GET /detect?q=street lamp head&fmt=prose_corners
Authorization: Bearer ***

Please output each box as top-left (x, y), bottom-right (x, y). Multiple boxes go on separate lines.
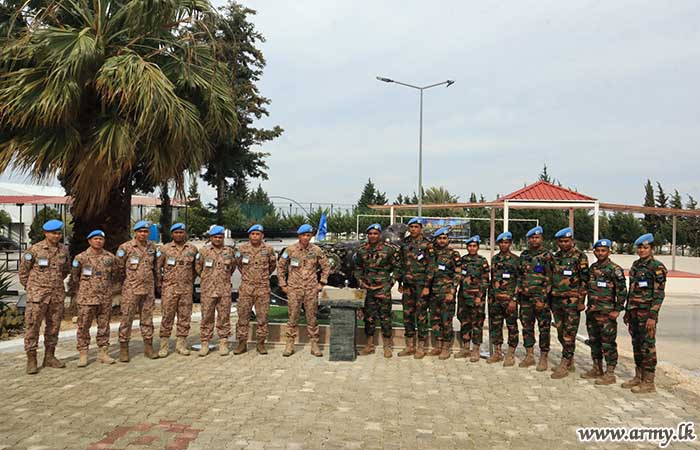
top-left (446, 80), bottom-right (455, 87)
top-left (376, 76), bottom-right (394, 83)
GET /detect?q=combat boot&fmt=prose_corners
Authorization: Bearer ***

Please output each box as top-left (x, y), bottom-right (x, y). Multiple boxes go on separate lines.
top-left (199, 340), bottom-right (210, 357)
top-left (454, 345), bottom-right (469, 359)
top-left (469, 344), bottom-right (481, 363)
top-left (536, 351), bottom-right (549, 372)
top-left (428, 341), bottom-right (442, 357)
top-left (397, 337), bottom-right (415, 357)
top-left (358, 337), bottom-right (375, 356)
top-left (42, 347), bottom-right (66, 368)
top-left (487, 345), bottom-right (503, 364)
top-left (158, 337), bottom-right (169, 358)
top-left (382, 336), bottom-right (393, 359)
top-left (26, 351), bottom-right (38, 375)
top-left (519, 347), bottom-right (535, 368)
top-left (550, 357), bottom-right (571, 379)
top-left (631, 371), bottom-right (655, 394)
top-left (503, 346), bottom-right (516, 367)
top-left (595, 365), bottom-right (616, 385)
top-left (77, 350), bottom-right (88, 368)
top-left (143, 339), bottom-right (157, 359)
top-left (621, 367), bottom-right (643, 388)
top-left (581, 359), bottom-right (603, 379)
top-left (282, 339), bottom-right (295, 357)
top-left (256, 338), bottom-right (268, 355)
top-left (569, 359), bottom-right (576, 372)
top-left (219, 339), bottom-right (230, 356)
top-left (310, 341), bottom-right (323, 357)
top-left (233, 339), bottom-right (247, 355)
top-left (119, 342), bottom-right (129, 362)
top-left (97, 346), bottom-right (116, 364)
top-left (176, 337), bottom-right (190, 356)
top-left (414, 338), bottom-right (426, 359)
top-left (438, 340), bottom-right (451, 360)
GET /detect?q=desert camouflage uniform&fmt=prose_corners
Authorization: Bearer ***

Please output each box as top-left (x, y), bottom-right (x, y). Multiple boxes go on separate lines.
top-left (195, 245), bottom-right (236, 342)
top-left (235, 242), bottom-right (276, 342)
top-left (116, 239), bottom-right (157, 343)
top-left (156, 241), bottom-right (198, 339)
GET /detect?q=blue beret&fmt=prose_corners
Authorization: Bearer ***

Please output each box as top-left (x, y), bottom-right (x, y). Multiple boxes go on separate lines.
top-left (593, 238), bottom-right (611, 248)
top-left (209, 225), bottom-right (225, 236)
top-left (247, 224), bottom-right (264, 234)
top-left (526, 226), bottom-right (543, 238)
top-left (133, 220), bottom-right (150, 231)
top-left (466, 235), bottom-right (481, 245)
top-left (42, 219), bottom-right (63, 232)
top-left (555, 227), bottom-right (573, 239)
top-left (496, 231), bottom-right (512, 243)
top-left (297, 224), bottom-right (313, 234)
top-left (87, 229), bottom-right (105, 239)
top-left (634, 233), bottom-right (654, 246)
top-left (433, 227), bottom-right (450, 238)
top-left (366, 223), bottom-right (382, 233)
top-left (407, 217), bottom-right (423, 226)
top-left (170, 222), bottom-right (186, 232)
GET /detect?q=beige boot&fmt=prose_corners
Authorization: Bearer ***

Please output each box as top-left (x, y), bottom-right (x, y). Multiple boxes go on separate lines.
top-left (158, 337), bottom-right (169, 358)
top-left (503, 346), bottom-right (516, 367)
top-left (428, 340), bottom-right (442, 357)
top-left (26, 351), bottom-right (38, 375)
top-left (550, 357), bottom-right (571, 379)
top-left (631, 371), bottom-right (655, 394)
top-left (176, 337), bottom-right (190, 356)
top-left (569, 359), bottom-right (576, 372)
top-left (595, 365), bottom-right (616, 385)
top-left (256, 339), bottom-right (268, 355)
top-left (282, 339), bottom-right (295, 357)
top-left (621, 367), bottom-right (643, 388)
top-left (119, 342), bottom-right (129, 362)
top-left (469, 344), bottom-right (481, 363)
top-left (219, 339), bottom-right (230, 356)
top-left (143, 339), bottom-right (157, 359)
top-left (397, 337), bottom-right (415, 357)
top-left (97, 346), bottom-right (116, 364)
top-left (233, 339), bottom-right (247, 355)
top-left (42, 347), bottom-right (66, 368)
top-left (199, 340), bottom-right (210, 357)
top-left (77, 350), bottom-right (88, 368)
top-left (581, 359), bottom-right (604, 379)
top-left (359, 337), bottom-right (375, 356)
top-left (536, 351), bottom-right (549, 372)
top-left (414, 337), bottom-right (426, 359)
top-left (382, 336), bottom-right (393, 359)
top-left (439, 340), bottom-right (451, 360)
top-left (519, 347), bottom-right (535, 368)
top-left (310, 341), bottom-right (323, 357)
top-left (454, 344), bottom-right (469, 359)
top-left (487, 345), bottom-right (503, 364)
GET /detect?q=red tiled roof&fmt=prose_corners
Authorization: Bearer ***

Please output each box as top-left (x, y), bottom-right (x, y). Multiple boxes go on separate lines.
top-left (500, 181), bottom-right (596, 202)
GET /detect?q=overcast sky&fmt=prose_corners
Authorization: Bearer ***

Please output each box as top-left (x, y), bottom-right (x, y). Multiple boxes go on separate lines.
top-left (3, 0), bottom-right (699, 209)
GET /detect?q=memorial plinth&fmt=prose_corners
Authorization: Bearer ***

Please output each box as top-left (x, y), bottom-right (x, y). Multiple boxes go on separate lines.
top-left (319, 287), bottom-right (366, 361)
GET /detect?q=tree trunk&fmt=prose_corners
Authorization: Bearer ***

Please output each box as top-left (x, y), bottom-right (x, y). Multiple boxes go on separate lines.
top-left (217, 176), bottom-right (226, 224)
top-left (159, 181), bottom-right (172, 243)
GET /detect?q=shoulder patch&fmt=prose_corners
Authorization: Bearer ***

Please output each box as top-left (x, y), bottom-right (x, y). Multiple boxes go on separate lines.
top-left (24, 253), bottom-right (32, 261)
top-left (614, 268), bottom-right (624, 278)
top-left (72, 259), bottom-right (79, 268)
top-left (117, 249), bottom-right (125, 257)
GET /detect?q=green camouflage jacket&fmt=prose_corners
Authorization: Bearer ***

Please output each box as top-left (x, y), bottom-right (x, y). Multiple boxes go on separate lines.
top-left (626, 256), bottom-right (667, 321)
top-left (399, 235), bottom-right (433, 287)
top-left (459, 253), bottom-right (489, 302)
top-left (491, 251), bottom-right (519, 299)
top-left (551, 247), bottom-right (590, 298)
top-left (429, 245), bottom-right (461, 296)
top-left (517, 247), bottom-right (554, 296)
top-left (586, 258), bottom-right (627, 313)
top-left (353, 242), bottom-right (400, 298)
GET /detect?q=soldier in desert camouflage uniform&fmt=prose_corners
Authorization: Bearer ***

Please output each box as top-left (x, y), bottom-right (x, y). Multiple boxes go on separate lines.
top-left (456, 235), bottom-right (489, 363)
top-left (488, 231), bottom-right (520, 366)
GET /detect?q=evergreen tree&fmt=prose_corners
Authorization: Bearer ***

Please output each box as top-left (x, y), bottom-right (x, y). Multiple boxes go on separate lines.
top-left (357, 178), bottom-right (387, 213)
top-left (642, 179), bottom-right (658, 234)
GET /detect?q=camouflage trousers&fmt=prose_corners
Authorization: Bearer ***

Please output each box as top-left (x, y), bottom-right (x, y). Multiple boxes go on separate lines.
top-left (457, 294), bottom-right (485, 345)
top-left (200, 296), bottom-right (232, 341)
top-left (627, 308), bottom-right (657, 373)
top-left (364, 290), bottom-right (393, 338)
top-left (489, 294), bottom-right (519, 348)
top-left (585, 310), bottom-right (618, 367)
top-left (401, 283), bottom-right (429, 338)
top-left (286, 287), bottom-right (320, 343)
top-left (550, 296), bottom-right (581, 359)
top-left (23, 297), bottom-right (64, 352)
top-left (440, 299), bottom-right (456, 342)
top-left (159, 289), bottom-right (193, 339)
top-left (236, 284), bottom-right (270, 341)
top-left (428, 293), bottom-right (445, 341)
top-left (77, 302), bottom-right (111, 351)
top-left (118, 292), bottom-right (155, 343)
top-left (519, 294), bottom-right (551, 351)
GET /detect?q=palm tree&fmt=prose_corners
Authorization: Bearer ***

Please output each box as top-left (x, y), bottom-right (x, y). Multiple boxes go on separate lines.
top-left (0, 0), bottom-right (237, 254)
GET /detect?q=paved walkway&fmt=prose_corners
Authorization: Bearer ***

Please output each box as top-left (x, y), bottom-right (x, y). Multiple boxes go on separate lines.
top-left (0, 320), bottom-right (699, 450)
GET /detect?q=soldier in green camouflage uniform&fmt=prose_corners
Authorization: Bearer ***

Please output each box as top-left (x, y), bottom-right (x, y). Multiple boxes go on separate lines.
top-left (517, 226), bottom-right (554, 371)
top-left (398, 217), bottom-right (433, 358)
top-left (488, 231), bottom-right (520, 366)
top-left (622, 233), bottom-right (667, 394)
top-left (354, 224), bottom-right (400, 358)
top-left (456, 235), bottom-right (489, 363)
top-left (428, 227), bottom-right (462, 359)
top-left (582, 238), bottom-right (627, 386)
top-left (550, 227), bottom-right (590, 379)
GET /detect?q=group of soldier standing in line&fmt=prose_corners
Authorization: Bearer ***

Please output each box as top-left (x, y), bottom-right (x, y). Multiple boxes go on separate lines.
top-left (19, 216), bottom-right (666, 394)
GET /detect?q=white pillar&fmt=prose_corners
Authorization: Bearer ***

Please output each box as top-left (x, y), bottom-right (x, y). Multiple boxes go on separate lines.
top-left (672, 216), bottom-right (677, 271)
top-left (503, 200), bottom-right (509, 233)
top-left (593, 201), bottom-right (600, 244)
top-left (489, 207), bottom-right (496, 260)
top-left (390, 206), bottom-right (395, 225)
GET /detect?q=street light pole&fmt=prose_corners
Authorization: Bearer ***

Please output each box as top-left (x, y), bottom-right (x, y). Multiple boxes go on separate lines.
top-left (376, 77), bottom-right (454, 217)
